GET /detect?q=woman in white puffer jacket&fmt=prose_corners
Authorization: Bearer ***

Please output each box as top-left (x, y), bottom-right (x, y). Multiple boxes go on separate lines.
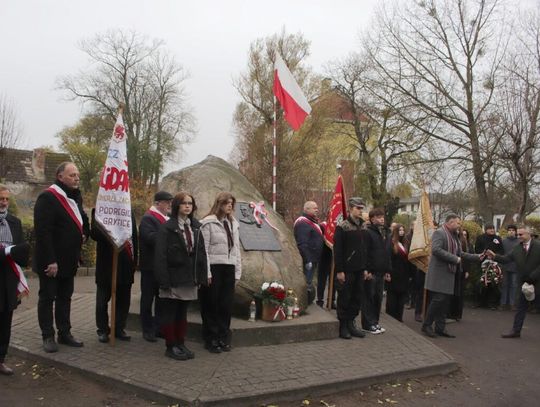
top-left (199, 192), bottom-right (242, 353)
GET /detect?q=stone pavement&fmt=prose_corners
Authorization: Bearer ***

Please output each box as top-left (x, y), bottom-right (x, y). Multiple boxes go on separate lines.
top-left (10, 278), bottom-right (457, 406)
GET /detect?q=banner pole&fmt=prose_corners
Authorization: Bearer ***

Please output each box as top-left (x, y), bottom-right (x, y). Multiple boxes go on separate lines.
top-left (326, 252), bottom-right (335, 310)
top-left (109, 247), bottom-right (119, 346)
top-left (272, 95), bottom-right (277, 211)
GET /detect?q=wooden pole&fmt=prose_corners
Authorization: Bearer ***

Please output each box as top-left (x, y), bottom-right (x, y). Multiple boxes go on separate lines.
top-left (109, 247), bottom-right (119, 346)
top-left (326, 253), bottom-right (335, 309)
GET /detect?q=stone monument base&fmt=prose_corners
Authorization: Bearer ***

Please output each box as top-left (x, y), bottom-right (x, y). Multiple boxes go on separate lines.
top-left (127, 297), bottom-right (339, 346)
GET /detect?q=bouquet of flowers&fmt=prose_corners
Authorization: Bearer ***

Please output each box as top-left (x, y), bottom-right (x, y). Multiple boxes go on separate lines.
top-left (260, 282), bottom-right (287, 306)
top-left (480, 260), bottom-right (503, 286)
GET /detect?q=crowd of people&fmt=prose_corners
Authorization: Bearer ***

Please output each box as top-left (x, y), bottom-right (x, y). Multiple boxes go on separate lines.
top-left (0, 161), bottom-right (243, 374)
top-left (1, 162), bottom-right (539, 376)
top-left (293, 198), bottom-right (540, 341)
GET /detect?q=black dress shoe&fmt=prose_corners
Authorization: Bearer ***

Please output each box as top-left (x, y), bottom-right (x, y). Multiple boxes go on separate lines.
top-left (115, 331), bottom-right (131, 341)
top-left (501, 331), bottom-right (521, 338)
top-left (165, 346), bottom-right (189, 361)
top-left (0, 363), bottom-right (14, 376)
top-left (178, 344), bottom-right (195, 359)
top-left (97, 333), bottom-right (109, 343)
top-left (43, 337), bottom-right (59, 353)
top-left (143, 332), bottom-right (157, 342)
top-left (339, 321), bottom-right (352, 339)
top-left (58, 334), bottom-right (84, 347)
top-left (347, 320), bottom-right (366, 338)
top-left (205, 340), bottom-right (222, 353)
top-left (435, 330), bottom-right (456, 338)
top-left (218, 340), bottom-right (231, 352)
top-left (421, 326), bottom-right (437, 338)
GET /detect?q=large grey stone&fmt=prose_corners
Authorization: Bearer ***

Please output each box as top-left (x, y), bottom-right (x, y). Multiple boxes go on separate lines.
top-left (160, 155), bottom-right (307, 313)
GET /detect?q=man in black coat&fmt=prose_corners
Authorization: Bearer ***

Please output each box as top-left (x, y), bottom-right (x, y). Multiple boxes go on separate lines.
top-left (91, 209), bottom-right (138, 343)
top-left (333, 197), bottom-right (367, 339)
top-left (293, 201), bottom-right (325, 304)
top-left (475, 224), bottom-right (504, 308)
top-left (33, 162), bottom-right (90, 353)
top-left (361, 207), bottom-right (392, 334)
top-left (0, 185), bottom-right (30, 375)
top-left (138, 191), bottom-right (173, 342)
top-left (487, 226), bottom-right (540, 338)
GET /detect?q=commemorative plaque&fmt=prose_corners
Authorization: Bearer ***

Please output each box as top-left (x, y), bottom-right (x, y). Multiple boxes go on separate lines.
top-left (235, 202), bottom-right (281, 251)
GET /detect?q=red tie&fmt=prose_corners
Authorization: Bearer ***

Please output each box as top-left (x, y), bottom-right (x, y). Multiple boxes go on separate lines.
top-left (184, 223), bottom-right (193, 253)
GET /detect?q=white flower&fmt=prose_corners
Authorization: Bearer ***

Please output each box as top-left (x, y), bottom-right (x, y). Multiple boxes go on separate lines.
top-left (270, 282), bottom-right (278, 288)
top-left (278, 284), bottom-right (285, 290)
top-left (262, 282), bottom-right (270, 290)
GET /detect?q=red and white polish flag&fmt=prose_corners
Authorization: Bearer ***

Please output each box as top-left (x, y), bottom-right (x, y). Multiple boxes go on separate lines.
top-left (273, 52), bottom-right (312, 131)
top-left (95, 110), bottom-right (132, 248)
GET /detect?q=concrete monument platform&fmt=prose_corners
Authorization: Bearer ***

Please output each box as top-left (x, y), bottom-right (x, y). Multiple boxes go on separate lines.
top-left (10, 289), bottom-right (457, 406)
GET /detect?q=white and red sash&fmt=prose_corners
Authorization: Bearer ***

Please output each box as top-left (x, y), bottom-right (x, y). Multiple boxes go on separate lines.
top-left (294, 216), bottom-right (323, 236)
top-left (4, 246), bottom-right (29, 298)
top-left (249, 201), bottom-right (279, 231)
top-left (147, 206), bottom-right (169, 224)
top-left (47, 184), bottom-right (83, 235)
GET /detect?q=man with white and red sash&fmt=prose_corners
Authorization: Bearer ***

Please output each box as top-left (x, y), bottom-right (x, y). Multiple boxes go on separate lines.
top-left (138, 191), bottom-right (173, 342)
top-left (33, 162), bottom-right (89, 353)
top-left (293, 201), bottom-right (324, 304)
top-left (0, 185), bottom-right (30, 375)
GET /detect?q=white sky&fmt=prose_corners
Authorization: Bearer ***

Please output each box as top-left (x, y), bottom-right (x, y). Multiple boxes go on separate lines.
top-left (0, 0), bottom-right (379, 172)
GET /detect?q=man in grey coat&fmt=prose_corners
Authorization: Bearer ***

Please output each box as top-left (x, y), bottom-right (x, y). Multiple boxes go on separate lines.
top-left (422, 214), bottom-right (484, 338)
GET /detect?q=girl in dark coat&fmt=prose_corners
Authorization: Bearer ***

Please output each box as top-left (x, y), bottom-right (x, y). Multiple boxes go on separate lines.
top-left (386, 224), bottom-right (412, 322)
top-left (154, 192), bottom-right (207, 360)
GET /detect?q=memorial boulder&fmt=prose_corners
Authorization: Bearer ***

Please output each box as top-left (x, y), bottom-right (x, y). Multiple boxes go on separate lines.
top-left (160, 155), bottom-right (307, 313)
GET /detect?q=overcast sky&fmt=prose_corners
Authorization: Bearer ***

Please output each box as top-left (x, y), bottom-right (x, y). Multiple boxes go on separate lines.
top-left (0, 0), bottom-right (379, 173)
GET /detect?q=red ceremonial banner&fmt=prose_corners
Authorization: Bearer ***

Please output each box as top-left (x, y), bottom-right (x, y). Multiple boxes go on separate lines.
top-left (324, 175), bottom-right (347, 248)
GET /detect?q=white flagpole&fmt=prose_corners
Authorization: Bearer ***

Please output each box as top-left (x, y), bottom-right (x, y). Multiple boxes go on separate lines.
top-left (272, 95), bottom-right (277, 211)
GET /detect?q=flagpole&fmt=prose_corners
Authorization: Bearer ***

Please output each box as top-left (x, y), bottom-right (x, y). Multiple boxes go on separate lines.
top-left (326, 166), bottom-right (344, 310)
top-left (272, 95), bottom-right (277, 211)
top-left (109, 247), bottom-right (119, 346)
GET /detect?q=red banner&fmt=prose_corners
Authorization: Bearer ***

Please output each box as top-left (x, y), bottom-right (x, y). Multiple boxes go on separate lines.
top-left (324, 175), bottom-right (347, 248)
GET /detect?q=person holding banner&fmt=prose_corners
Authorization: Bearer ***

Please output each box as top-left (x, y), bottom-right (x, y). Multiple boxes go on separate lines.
top-left (154, 192), bottom-right (207, 360)
top-left (333, 197), bottom-right (367, 339)
top-left (0, 185), bottom-right (30, 375)
top-left (91, 209), bottom-right (138, 343)
top-left (139, 191), bottom-right (173, 342)
top-left (34, 162), bottom-right (89, 353)
top-left (200, 192), bottom-right (242, 353)
top-left (294, 201), bottom-right (324, 304)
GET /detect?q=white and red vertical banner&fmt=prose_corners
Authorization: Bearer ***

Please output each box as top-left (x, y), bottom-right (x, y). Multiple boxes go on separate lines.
top-left (273, 52), bottom-right (312, 131)
top-left (95, 110), bottom-right (132, 248)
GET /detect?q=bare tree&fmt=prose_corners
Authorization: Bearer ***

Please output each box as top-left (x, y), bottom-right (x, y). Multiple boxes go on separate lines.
top-left (366, 0), bottom-right (507, 221)
top-left (0, 93), bottom-right (25, 178)
top-left (326, 52), bottom-right (436, 207)
top-left (57, 29), bottom-right (194, 186)
top-left (491, 6), bottom-right (540, 220)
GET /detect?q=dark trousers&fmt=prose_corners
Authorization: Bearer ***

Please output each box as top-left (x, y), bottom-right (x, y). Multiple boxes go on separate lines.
top-left (37, 274), bottom-right (74, 339)
top-left (414, 270), bottom-right (426, 317)
top-left (140, 269), bottom-right (162, 335)
top-left (0, 309), bottom-right (13, 363)
top-left (386, 290), bottom-right (408, 322)
top-left (512, 292), bottom-right (531, 334)
top-left (199, 264), bottom-right (235, 344)
top-left (96, 283), bottom-right (132, 335)
top-left (160, 298), bottom-right (189, 347)
top-left (423, 291), bottom-right (451, 333)
top-left (317, 248), bottom-right (334, 304)
top-left (336, 271), bottom-right (364, 321)
top-left (361, 273), bottom-right (385, 329)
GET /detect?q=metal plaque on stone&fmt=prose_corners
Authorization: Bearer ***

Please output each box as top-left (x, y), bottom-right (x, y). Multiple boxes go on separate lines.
top-left (235, 202), bottom-right (281, 251)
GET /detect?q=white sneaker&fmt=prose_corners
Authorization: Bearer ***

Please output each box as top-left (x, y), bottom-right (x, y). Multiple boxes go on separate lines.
top-left (376, 324), bottom-right (386, 333)
top-left (366, 325), bottom-right (382, 335)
